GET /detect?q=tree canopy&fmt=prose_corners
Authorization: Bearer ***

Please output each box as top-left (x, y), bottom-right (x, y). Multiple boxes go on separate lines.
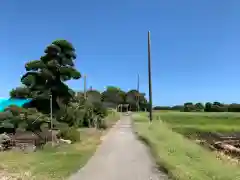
top-left (11, 40), bottom-right (81, 113)
top-left (101, 86), bottom-right (126, 108)
top-left (100, 86), bottom-right (148, 111)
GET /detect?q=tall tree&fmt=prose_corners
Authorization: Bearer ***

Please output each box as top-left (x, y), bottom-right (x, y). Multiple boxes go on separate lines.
top-left (14, 40), bottom-right (81, 113)
top-left (183, 102), bottom-right (195, 112)
top-left (86, 89), bottom-right (102, 103)
top-left (204, 102), bottom-right (212, 112)
top-left (101, 86), bottom-right (125, 108)
top-left (195, 102), bottom-right (204, 111)
top-left (126, 89), bottom-right (148, 111)
top-left (10, 87), bottom-right (31, 99)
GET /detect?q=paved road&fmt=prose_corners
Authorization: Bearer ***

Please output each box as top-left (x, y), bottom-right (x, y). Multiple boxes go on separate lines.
top-left (69, 115), bottom-right (168, 180)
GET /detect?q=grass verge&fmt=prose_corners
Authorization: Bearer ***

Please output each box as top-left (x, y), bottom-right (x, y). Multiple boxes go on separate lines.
top-left (105, 108), bottom-right (120, 127)
top-left (132, 114), bottom-right (240, 180)
top-left (0, 111), bottom-right (120, 180)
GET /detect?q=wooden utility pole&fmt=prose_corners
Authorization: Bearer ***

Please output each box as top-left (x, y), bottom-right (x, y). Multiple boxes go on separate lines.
top-left (136, 74), bottom-right (140, 112)
top-left (148, 31), bottom-right (153, 122)
top-left (84, 75), bottom-right (87, 99)
top-left (50, 94), bottom-right (53, 146)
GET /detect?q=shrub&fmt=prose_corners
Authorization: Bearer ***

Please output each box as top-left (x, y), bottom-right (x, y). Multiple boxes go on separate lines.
top-left (4, 105), bottom-right (25, 116)
top-left (98, 120), bottom-right (107, 129)
top-left (55, 104), bottom-right (77, 127)
top-left (228, 103), bottom-right (240, 112)
top-left (53, 122), bottom-right (69, 130)
top-left (57, 127), bottom-right (80, 143)
top-left (93, 115), bottom-right (107, 129)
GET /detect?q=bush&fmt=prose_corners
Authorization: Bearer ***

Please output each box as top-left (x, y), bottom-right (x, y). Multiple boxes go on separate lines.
top-left (228, 103), bottom-right (240, 112)
top-left (53, 122), bottom-right (69, 130)
top-left (4, 105), bottom-right (25, 116)
top-left (56, 104), bottom-right (77, 127)
top-left (98, 119), bottom-right (107, 129)
top-left (153, 106), bottom-right (172, 110)
top-left (104, 109), bottom-right (120, 128)
top-left (57, 127), bottom-right (80, 143)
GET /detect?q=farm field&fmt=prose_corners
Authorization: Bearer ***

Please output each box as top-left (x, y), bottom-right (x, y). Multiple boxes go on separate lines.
top-left (133, 112), bottom-right (240, 180)
top-left (158, 111), bottom-right (240, 158)
top-left (158, 111), bottom-right (240, 133)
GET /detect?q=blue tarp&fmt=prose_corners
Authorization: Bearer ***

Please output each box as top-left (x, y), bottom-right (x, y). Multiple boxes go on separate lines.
top-left (0, 99), bottom-right (32, 112)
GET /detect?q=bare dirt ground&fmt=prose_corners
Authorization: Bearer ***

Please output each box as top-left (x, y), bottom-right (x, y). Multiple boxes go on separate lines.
top-left (193, 132), bottom-right (240, 159)
top-left (69, 115), bottom-right (168, 180)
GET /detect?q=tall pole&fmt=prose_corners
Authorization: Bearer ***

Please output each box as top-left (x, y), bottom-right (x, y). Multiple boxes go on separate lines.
top-left (84, 75), bottom-right (87, 100)
top-left (50, 94), bottom-right (53, 146)
top-left (148, 31), bottom-right (153, 122)
top-left (137, 74), bottom-right (140, 112)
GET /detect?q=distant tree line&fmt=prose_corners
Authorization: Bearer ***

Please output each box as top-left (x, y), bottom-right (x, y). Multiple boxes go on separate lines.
top-left (153, 102), bottom-right (240, 112)
top-left (75, 86), bottom-right (149, 112)
top-left (11, 85), bottom-right (149, 112)
top-left (153, 105), bottom-right (184, 111)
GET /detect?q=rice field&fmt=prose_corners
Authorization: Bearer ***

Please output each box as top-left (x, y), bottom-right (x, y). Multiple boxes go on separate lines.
top-left (157, 111), bottom-right (240, 134)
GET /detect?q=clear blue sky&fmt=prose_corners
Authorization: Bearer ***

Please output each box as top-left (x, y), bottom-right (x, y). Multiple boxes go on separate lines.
top-left (1, 0), bottom-right (240, 106)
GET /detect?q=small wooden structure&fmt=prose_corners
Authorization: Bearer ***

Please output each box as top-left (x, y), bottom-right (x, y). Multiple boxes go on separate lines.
top-left (9, 131), bottom-right (42, 147)
top-left (117, 104), bottom-right (129, 112)
top-left (8, 130), bottom-right (58, 148)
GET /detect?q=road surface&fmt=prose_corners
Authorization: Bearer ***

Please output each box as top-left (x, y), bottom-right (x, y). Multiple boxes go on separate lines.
top-left (69, 115), bottom-right (168, 180)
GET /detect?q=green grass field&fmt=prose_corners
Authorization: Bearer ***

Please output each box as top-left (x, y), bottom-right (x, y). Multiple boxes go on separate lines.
top-left (133, 112), bottom-right (240, 180)
top-left (156, 111), bottom-right (240, 134)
